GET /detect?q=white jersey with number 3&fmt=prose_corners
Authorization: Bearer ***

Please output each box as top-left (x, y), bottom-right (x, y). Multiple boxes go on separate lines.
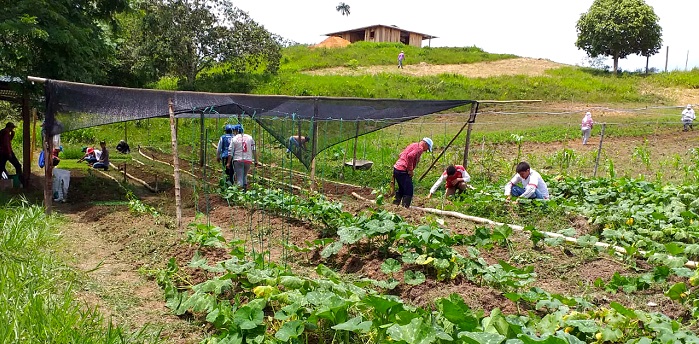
top-left (229, 134), bottom-right (255, 163)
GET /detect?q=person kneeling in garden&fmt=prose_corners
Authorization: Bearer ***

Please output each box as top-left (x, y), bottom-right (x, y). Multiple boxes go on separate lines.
top-left (504, 161), bottom-right (549, 202)
top-left (427, 164), bottom-right (472, 199)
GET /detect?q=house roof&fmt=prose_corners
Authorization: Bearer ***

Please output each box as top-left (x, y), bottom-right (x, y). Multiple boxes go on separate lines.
top-left (324, 24), bottom-right (438, 40)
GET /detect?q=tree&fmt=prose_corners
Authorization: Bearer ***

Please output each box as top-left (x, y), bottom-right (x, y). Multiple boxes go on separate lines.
top-left (128, 0), bottom-right (281, 90)
top-left (575, 0), bottom-right (662, 75)
top-left (0, 0), bottom-right (129, 83)
top-left (336, 2), bottom-right (351, 16)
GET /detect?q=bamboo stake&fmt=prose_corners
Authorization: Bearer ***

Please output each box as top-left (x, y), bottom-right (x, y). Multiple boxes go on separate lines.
top-left (169, 100), bottom-right (182, 228)
top-left (350, 192), bottom-right (698, 269)
top-left (593, 123), bottom-right (606, 177)
top-left (109, 162), bottom-right (156, 192)
top-left (138, 146), bottom-right (196, 178)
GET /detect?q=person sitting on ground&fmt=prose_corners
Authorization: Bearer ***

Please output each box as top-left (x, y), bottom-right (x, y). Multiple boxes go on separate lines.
top-left (287, 135), bottom-right (309, 153)
top-left (116, 140), bottom-right (130, 154)
top-left (78, 147), bottom-right (101, 165)
top-left (392, 137), bottom-right (433, 208)
top-left (504, 161), bottom-right (549, 202)
top-left (427, 164), bottom-right (472, 199)
top-left (682, 104), bottom-right (695, 132)
top-left (92, 141), bottom-right (109, 170)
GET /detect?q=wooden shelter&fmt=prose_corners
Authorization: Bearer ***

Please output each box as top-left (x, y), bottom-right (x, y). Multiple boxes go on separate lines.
top-left (324, 24), bottom-right (437, 48)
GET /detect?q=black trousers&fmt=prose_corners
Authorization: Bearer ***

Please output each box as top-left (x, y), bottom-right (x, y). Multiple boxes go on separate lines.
top-left (393, 168), bottom-right (414, 207)
top-left (0, 152), bottom-right (22, 179)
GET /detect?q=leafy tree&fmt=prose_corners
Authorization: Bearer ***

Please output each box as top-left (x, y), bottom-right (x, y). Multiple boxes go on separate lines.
top-left (575, 0), bottom-right (662, 75)
top-left (336, 2), bottom-right (351, 16)
top-left (0, 0), bottom-right (129, 83)
top-left (128, 0), bottom-right (281, 90)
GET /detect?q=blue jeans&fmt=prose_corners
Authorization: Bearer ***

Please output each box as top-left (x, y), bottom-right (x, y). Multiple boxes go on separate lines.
top-left (511, 185), bottom-right (544, 199)
top-left (93, 162), bottom-right (108, 170)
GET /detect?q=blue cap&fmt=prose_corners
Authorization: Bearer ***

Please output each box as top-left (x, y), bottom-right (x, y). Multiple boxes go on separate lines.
top-left (224, 124), bottom-right (234, 133)
top-left (422, 137), bottom-right (433, 152)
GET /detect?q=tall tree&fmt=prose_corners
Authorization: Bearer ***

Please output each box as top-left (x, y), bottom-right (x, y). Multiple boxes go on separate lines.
top-left (575, 0), bottom-right (662, 75)
top-left (129, 0), bottom-right (281, 90)
top-left (336, 2), bottom-right (351, 16)
top-left (0, 0), bottom-right (129, 83)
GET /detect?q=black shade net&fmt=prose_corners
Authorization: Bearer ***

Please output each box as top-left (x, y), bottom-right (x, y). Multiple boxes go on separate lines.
top-left (45, 79), bottom-right (474, 168)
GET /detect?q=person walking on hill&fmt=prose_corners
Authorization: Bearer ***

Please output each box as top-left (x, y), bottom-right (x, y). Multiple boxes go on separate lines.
top-left (682, 104), bottom-right (695, 131)
top-left (227, 125), bottom-right (258, 191)
top-left (398, 50), bottom-right (405, 69)
top-left (217, 124), bottom-right (235, 185)
top-left (428, 164), bottom-right (472, 199)
top-left (581, 111), bottom-right (594, 145)
top-left (0, 122), bottom-right (22, 184)
top-left (392, 137), bottom-right (433, 208)
top-left (504, 161), bottom-right (549, 202)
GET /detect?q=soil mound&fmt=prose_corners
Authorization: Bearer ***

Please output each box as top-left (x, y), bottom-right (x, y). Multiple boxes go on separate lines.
top-left (312, 36), bottom-right (351, 49)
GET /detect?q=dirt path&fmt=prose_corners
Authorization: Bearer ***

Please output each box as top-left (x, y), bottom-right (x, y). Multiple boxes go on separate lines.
top-left (304, 57), bottom-right (567, 78)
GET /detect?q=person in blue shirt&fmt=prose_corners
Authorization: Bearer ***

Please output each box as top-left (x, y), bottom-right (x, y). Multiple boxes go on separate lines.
top-left (217, 124), bottom-right (235, 184)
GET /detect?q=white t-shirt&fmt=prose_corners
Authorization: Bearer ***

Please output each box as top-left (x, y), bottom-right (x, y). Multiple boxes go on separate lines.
top-left (229, 134), bottom-right (256, 163)
top-left (504, 169), bottom-right (549, 199)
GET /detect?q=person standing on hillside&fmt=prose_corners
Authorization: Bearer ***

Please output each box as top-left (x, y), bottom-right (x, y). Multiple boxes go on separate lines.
top-left (392, 137), bottom-right (433, 208)
top-left (682, 104), bottom-right (695, 131)
top-left (427, 164), bottom-right (472, 199)
top-left (504, 161), bottom-right (549, 202)
top-left (0, 122), bottom-right (22, 183)
top-left (581, 111), bottom-right (594, 145)
top-left (398, 50), bottom-right (405, 69)
top-left (227, 124), bottom-right (258, 191)
top-left (217, 124), bottom-right (235, 185)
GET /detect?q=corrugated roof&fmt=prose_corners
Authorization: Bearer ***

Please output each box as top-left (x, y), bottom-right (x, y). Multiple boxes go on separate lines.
top-left (324, 24), bottom-right (438, 40)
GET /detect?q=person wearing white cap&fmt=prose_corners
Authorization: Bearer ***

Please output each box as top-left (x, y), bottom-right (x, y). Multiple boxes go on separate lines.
top-left (581, 111), bottom-right (594, 145)
top-left (682, 104), bottom-right (695, 132)
top-left (392, 137), bottom-right (432, 208)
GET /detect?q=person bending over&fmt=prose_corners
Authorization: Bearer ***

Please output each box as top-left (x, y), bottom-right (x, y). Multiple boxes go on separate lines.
top-left (392, 137), bottom-right (432, 208)
top-left (428, 164), bottom-right (471, 198)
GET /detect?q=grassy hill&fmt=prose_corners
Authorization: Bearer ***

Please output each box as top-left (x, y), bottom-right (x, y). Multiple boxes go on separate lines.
top-left (186, 42), bottom-right (699, 105)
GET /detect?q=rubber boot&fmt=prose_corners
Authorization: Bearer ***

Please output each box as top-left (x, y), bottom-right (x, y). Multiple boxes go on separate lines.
top-left (401, 195), bottom-right (413, 208)
top-left (392, 194), bottom-right (402, 205)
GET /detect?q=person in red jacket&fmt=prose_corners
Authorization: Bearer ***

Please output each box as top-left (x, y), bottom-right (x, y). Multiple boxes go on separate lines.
top-left (0, 122), bottom-right (22, 183)
top-left (392, 137), bottom-right (432, 208)
top-left (427, 164), bottom-right (471, 198)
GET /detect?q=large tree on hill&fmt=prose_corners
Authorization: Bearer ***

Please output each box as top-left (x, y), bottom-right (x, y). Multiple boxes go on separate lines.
top-left (575, 0), bottom-right (662, 75)
top-left (0, 0), bottom-right (129, 83)
top-left (130, 0), bottom-right (281, 90)
top-left (336, 2), bottom-right (351, 16)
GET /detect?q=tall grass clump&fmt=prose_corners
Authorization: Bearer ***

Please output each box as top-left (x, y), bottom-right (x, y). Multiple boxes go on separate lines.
top-left (0, 200), bottom-right (158, 343)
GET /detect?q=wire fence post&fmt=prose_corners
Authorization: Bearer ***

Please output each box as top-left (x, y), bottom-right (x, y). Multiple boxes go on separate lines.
top-left (593, 123), bottom-right (606, 177)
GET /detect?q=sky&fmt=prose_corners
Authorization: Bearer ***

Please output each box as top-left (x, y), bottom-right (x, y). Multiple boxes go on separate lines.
top-left (232, 0), bottom-right (698, 72)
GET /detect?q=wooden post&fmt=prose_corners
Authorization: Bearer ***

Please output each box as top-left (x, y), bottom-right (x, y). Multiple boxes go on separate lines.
top-left (462, 102), bottom-right (479, 168)
top-left (199, 111), bottom-right (205, 167)
top-left (169, 99), bottom-right (182, 228)
top-left (665, 46), bottom-right (669, 73)
top-left (124, 121), bottom-right (128, 143)
top-left (645, 55), bottom-right (649, 75)
top-left (32, 109), bottom-right (37, 151)
top-left (44, 129), bottom-right (53, 215)
top-left (593, 123), bottom-right (606, 177)
top-left (309, 100), bottom-right (319, 191)
top-left (21, 90), bottom-right (31, 187)
top-left (352, 121), bottom-right (359, 169)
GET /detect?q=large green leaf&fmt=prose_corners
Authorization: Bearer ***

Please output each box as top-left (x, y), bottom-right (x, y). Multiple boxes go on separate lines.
top-left (381, 258), bottom-right (402, 274)
top-left (404, 270), bottom-right (426, 285)
top-left (387, 317), bottom-right (439, 344)
top-left (331, 315), bottom-right (372, 333)
top-left (274, 320), bottom-right (304, 342)
top-left (233, 305), bottom-right (264, 330)
top-left (457, 331), bottom-right (505, 344)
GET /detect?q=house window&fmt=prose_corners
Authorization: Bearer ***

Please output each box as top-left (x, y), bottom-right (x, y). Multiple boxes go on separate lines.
top-left (369, 31), bottom-right (375, 39)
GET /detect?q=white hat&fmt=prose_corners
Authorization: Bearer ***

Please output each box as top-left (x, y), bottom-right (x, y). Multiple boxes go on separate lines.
top-left (585, 112), bottom-right (591, 116)
top-left (422, 137), bottom-right (433, 152)
top-left (688, 104), bottom-right (693, 109)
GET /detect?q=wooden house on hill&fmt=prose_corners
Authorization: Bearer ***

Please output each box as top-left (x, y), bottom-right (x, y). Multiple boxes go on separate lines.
top-left (324, 24), bottom-right (436, 48)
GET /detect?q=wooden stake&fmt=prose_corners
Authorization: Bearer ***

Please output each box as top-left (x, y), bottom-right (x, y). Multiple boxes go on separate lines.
top-left (309, 100), bottom-right (319, 191)
top-left (169, 99), bottom-right (182, 228)
top-left (593, 123), bottom-right (606, 177)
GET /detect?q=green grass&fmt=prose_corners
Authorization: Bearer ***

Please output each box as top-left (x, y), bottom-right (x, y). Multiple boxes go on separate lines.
top-left (279, 41), bottom-right (518, 72)
top-left (0, 200), bottom-right (159, 343)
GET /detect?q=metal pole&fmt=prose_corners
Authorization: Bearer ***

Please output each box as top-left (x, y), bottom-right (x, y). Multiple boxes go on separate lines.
top-left (665, 46), bottom-right (669, 73)
top-left (199, 112), bottom-right (205, 167)
top-left (309, 99), bottom-right (319, 190)
top-left (352, 121), bottom-right (359, 169)
top-left (593, 123), bottom-right (606, 177)
top-left (686, 50), bottom-right (689, 71)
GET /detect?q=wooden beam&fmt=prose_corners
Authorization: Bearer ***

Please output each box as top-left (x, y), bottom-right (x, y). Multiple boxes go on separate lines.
top-left (169, 99), bottom-right (182, 228)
